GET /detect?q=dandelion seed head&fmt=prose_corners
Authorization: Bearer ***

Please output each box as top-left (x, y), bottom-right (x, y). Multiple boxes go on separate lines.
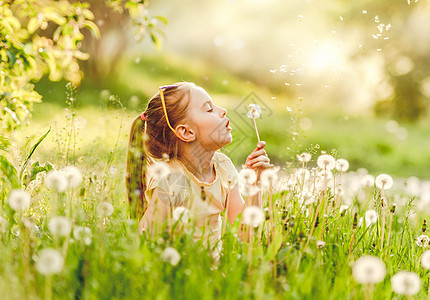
top-left (239, 182), bottom-right (260, 196)
top-left (73, 226), bottom-right (92, 245)
top-left (8, 189), bottom-right (31, 211)
top-left (335, 159), bottom-right (349, 172)
top-left (97, 202), bottom-right (114, 218)
top-left (361, 174), bottom-right (375, 187)
top-left (316, 240), bottom-right (326, 249)
top-left (35, 248), bottom-right (64, 275)
top-left (46, 170), bottom-right (68, 192)
top-left (62, 166), bottom-right (82, 189)
top-left (297, 152), bottom-right (312, 163)
top-left (161, 247), bottom-right (181, 266)
top-left (48, 217), bottom-right (72, 237)
top-left (317, 154), bottom-right (335, 170)
top-left (260, 167), bottom-right (280, 189)
top-left (365, 209), bottom-right (378, 227)
top-left (147, 161), bottom-right (171, 182)
top-left (172, 207), bottom-right (191, 223)
top-left (242, 206), bottom-right (265, 227)
top-left (391, 271), bottom-right (421, 296)
top-left (238, 168), bottom-right (257, 185)
top-left (247, 104), bottom-right (262, 119)
top-left (352, 255), bottom-right (386, 284)
top-left (421, 250), bottom-right (430, 270)
top-left (416, 235), bottom-right (429, 247)
top-left (375, 174), bottom-right (393, 190)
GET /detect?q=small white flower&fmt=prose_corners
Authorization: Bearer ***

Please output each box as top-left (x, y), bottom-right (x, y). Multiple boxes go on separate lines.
top-left (97, 202), bottom-right (114, 218)
top-left (352, 255), bottom-right (386, 284)
top-left (161, 247), bottom-right (181, 266)
top-left (317, 154), bottom-right (336, 170)
top-left (361, 174), bottom-right (375, 187)
top-left (242, 206), bottom-right (265, 228)
top-left (62, 166), bottom-right (82, 189)
top-left (247, 104), bottom-right (262, 119)
top-left (335, 159), bottom-right (349, 172)
top-left (172, 207), bottom-right (190, 223)
top-left (35, 248), bottom-right (64, 275)
top-left (421, 250), bottom-right (430, 269)
top-left (416, 235), bottom-right (430, 247)
top-left (46, 170), bottom-right (68, 192)
top-left (8, 189), bottom-right (31, 211)
top-left (260, 167), bottom-right (280, 189)
top-left (48, 217), bottom-right (72, 237)
top-left (391, 271), bottom-right (421, 296)
top-left (238, 168), bottom-right (257, 185)
top-left (339, 205), bottom-right (349, 214)
top-left (295, 168), bottom-right (310, 182)
top-left (365, 210), bottom-right (378, 227)
top-left (375, 174), bottom-right (393, 190)
top-left (297, 152), bottom-right (312, 163)
top-left (73, 226), bottom-right (92, 245)
top-left (358, 217), bottom-right (363, 227)
top-left (0, 216), bottom-right (8, 233)
top-left (316, 240), bottom-right (326, 249)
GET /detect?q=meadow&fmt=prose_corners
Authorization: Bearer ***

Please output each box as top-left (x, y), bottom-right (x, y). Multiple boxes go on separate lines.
top-left (2, 76), bottom-right (430, 299)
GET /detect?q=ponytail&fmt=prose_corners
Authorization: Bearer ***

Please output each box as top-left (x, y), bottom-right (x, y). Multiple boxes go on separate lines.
top-left (126, 115), bottom-right (148, 219)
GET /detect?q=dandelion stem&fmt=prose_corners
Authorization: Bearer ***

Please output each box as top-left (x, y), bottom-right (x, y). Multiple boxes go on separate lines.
top-left (347, 228), bottom-right (356, 261)
top-left (252, 117), bottom-right (260, 143)
top-left (380, 191), bottom-right (386, 252)
top-left (385, 212), bottom-right (394, 256)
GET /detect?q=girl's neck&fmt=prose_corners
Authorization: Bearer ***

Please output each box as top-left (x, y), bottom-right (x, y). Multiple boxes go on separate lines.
top-left (178, 144), bottom-right (216, 183)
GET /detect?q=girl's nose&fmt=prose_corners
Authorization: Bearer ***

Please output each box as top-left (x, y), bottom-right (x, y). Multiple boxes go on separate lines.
top-left (220, 107), bottom-right (227, 117)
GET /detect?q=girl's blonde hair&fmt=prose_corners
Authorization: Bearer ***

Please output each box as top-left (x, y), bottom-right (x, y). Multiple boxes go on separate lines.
top-left (126, 82), bottom-right (196, 218)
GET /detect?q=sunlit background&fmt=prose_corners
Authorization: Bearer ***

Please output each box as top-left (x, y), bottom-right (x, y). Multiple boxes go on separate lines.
top-left (31, 0), bottom-right (430, 178)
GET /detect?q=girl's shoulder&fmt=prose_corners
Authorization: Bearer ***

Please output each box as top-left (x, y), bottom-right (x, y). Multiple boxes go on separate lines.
top-left (214, 151), bottom-right (239, 190)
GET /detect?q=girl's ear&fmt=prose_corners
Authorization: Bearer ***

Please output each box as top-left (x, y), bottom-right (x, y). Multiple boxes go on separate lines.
top-left (175, 124), bottom-right (196, 142)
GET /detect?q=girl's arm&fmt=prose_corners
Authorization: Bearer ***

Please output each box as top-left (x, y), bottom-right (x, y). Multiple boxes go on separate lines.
top-left (138, 188), bottom-right (170, 235)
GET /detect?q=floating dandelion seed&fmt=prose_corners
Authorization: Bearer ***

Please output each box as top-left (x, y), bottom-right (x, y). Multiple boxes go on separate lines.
top-left (352, 255), bottom-right (386, 284)
top-left (239, 168), bottom-right (257, 185)
top-left (48, 217), bottom-right (72, 237)
top-left (375, 174), bottom-right (393, 190)
top-left (335, 159), bottom-right (349, 172)
top-left (317, 154), bottom-right (336, 170)
top-left (421, 250), bottom-right (430, 269)
top-left (35, 248), bottom-right (64, 275)
top-left (286, 106), bottom-right (293, 112)
top-left (316, 240), bottom-right (326, 249)
top-left (73, 226), bottom-right (92, 245)
top-left (172, 207), bottom-right (190, 223)
top-left (416, 234), bottom-right (430, 247)
top-left (391, 271), bottom-right (421, 296)
top-left (247, 104), bottom-right (262, 142)
top-left (242, 206), bottom-right (265, 228)
top-left (161, 247), bottom-right (181, 266)
top-left (365, 210), bottom-right (378, 227)
top-left (97, 202), bottom-right (114, 218)
top-left (297, 152), bottom-right (312, 163)
top-left (46, 170), bottom-right (68, 192)
top-left (8, 189), bottom-right (31, 211)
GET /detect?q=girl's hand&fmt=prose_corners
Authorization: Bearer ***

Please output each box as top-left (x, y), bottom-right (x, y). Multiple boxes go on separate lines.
top-left (245, 141), bottom-right (272, 181)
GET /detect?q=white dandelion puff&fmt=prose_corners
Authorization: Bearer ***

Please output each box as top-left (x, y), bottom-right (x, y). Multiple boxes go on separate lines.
top-left (238, 168), bottom-right (257, 185)
top-left (375, 174), bottom-right (393, 190)
top-left (48, 217), bottom-right (72, 237)
top-left (35, 248), bottom-right (65, 275)
top-left (260, 167), bottom-right (280, 189)
top-left (147, 161), bottom-right (171, 182)
top-left (361, 175), bottom-right (375, 187)
top-left (161, 247), bottom-right (181, 266)
top-left (172, 207), bottom-right (190, 223)
top-left (352, 255), bottom-right (386, 284)
top-left (97, 202), bottom-right (114, 218)
top-left (316, 240), bottom-right (326, 249)
top-left (62, 166), bottom-right (82, 189)
top-left (8, 189), bottom-right (31, 211)
top-left (420, 250), bottom-right (430, 270)
top-left (335, 159), bottom-right (349, 172)
top-left (365, 210), bottom-right (378, 227)
top-left (317, 154), bottom-right (336, 170)
top-left (239, 183), bottom-right (260, 197)
top-left (73, 226), bottom-right (92, 245)
top-left (297, 152), bottom-right (312, 163)
top-left (391, 271), bottom-right (421, 296)
top-left (242, 206), bottom-right (265, 228)
top-left (416, 235), bottom-right (430, 247)
top-left (46, 170), bottom-right (68, 192)
top-left (247, 104), bottom-right (262, 119)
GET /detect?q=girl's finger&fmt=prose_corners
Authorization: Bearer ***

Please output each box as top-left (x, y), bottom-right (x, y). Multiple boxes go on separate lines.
top-left (249, 161), bottom-right (270, 168)
top-left (247, 155), bottom-right (269, 165)
top-left (248, 149), bottom-right (267, 159)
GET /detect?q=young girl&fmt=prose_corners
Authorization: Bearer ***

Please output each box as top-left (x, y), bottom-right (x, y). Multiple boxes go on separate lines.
top-left (126, 82), bottom-right (272, 260)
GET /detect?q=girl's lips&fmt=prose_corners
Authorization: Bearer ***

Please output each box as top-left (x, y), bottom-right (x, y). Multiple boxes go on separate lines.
top-left (227, 125), bottom-right (232, 131)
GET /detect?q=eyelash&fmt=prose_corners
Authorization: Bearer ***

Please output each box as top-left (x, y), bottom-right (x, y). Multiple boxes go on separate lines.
top-left (207, 108), bottom-right (214, 112)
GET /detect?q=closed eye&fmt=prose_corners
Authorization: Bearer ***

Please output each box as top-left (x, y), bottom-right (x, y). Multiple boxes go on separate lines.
top-left (207, 108), bottom-right (214, 112)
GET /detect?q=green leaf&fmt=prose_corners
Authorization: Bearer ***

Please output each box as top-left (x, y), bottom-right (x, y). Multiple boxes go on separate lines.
top-left (155, 16), bottom-right (168, 25)
top-left (19, 127), bottom-right (51, 182)
top-left (264, 229), bottom-right (283, 261)
top-left (150, 32), bottom-right (162, 51)
top-left (0, 155), bottom-right (20, 189)
top-left (23, 161), bottom-right (53, 185)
